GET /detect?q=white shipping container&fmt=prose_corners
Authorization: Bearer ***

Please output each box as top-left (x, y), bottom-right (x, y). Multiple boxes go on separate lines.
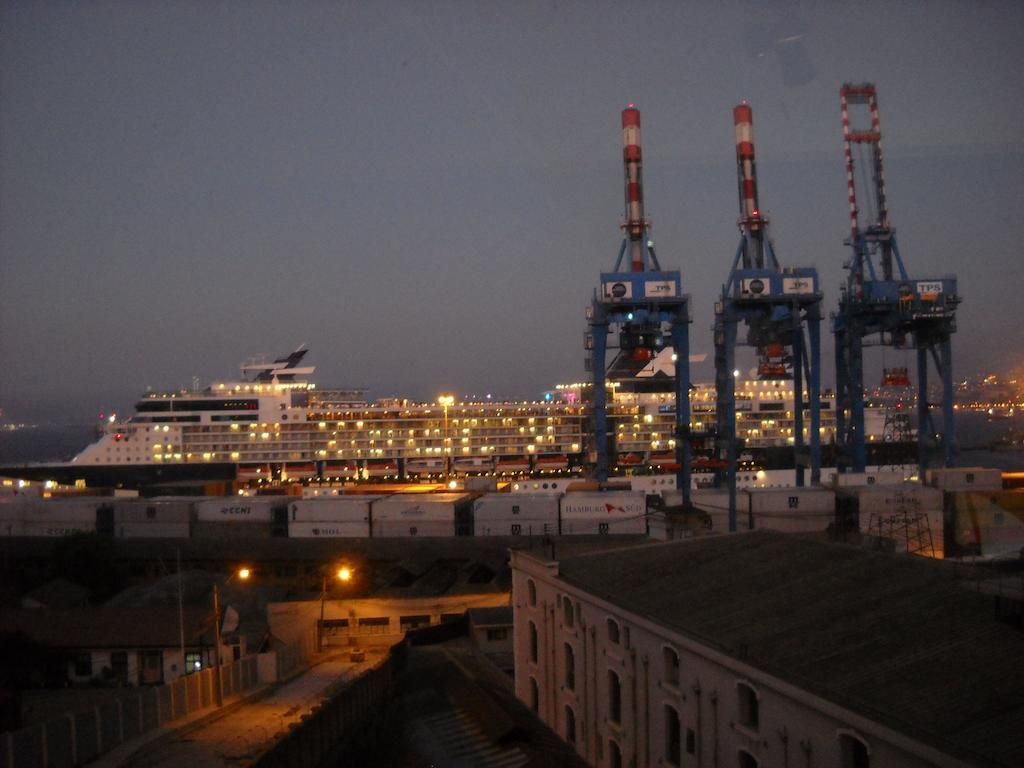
top-left (372, 518), bottom-right (456, 537)
top-left (18, 499), bottom-right (105, 523)
top-left (287, 497), bottom-right (379, 523)
top-left (560, 492), bottom-right (647, 535)
top-left (195, 498), bottom-right (278, 522)
top-left (473, 494), bottom-right (559, 521)
top-left (630, 475), bottom-right (678, 494)
top-left (116, 521), bottom-right (191, 538)
top-left (852, 483), bottom-right (943, 515)
top-left (927, 467), bottom-right (1002, 492)
top-left (371, 493), bottom-right (469, 521)
top-left (288, 520), bottom-right (370, 538)
top-left (747, 487), bottom-right (835, 533)
top-left (114, 500), bottom-right (193, 524)
top-left (21, 520), bottom-right (96, 537)
top-left (474, 520), bottom-right (558, 537)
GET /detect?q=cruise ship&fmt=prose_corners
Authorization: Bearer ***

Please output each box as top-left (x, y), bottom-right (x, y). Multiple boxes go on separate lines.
top-left (58, 347), bottom-right (912, 489)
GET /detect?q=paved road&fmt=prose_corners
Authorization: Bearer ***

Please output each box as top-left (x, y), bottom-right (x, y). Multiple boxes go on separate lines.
top-left (121, 657), bottom-right (364, 767)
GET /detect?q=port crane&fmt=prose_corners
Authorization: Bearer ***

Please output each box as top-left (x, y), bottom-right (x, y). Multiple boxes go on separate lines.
top-left (832, 83), bottom-right (959, 479)
top-left (713, 102), bottom-right (823, 531)
top-left (586, 105), bottom-right (693, 501)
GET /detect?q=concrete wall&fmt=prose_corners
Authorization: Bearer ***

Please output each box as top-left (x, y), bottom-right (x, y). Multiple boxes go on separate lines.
top-left (511, 551), bottom-right (972, 768)
top-left (267, 594), bottom-right (510, 650)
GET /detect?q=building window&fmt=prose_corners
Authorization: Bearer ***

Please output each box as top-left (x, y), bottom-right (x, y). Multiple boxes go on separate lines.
top-left (686, 728), bottom-right (696, 755)
top-left (739, 750), bottom-right (759, 768)
top-left (565, 705), bottom-right (576, 744)
top-left (609, 739), bottom-right (622, 768)
top-left (111, 651), bottom-right (128, 682)
top-left (564, 643), bottom-right (575, 690)
top-left (563, 596), bottom-right (575, 627)
top-left (185, 652), bottom-right (202, 673)
top-left (607, 617), bottom-right (620, 644)
top-left (529, 621), bottom-right (538, 662)
top-left (663, 646), bottom-right (680, 686)
top-left (75, 653), bottom-right (92, 677)
top-left (487, 627), bottom-right (509, 641)
top-left (840, 734), bottom-right (871, 768)
top-left (527, 578), bottom-right (537, 606)
top-left (529, 676), bottom-right (539, 712)
top-left (737, 682), bottom-right (759, 730)
top-left (665, 705), bottom-right (681, 766)
top-left (608, 670), bottom-right (621, 723)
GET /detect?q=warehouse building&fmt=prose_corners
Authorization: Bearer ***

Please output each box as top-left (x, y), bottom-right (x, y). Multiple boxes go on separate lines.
top-left (511, 531), bottom-right (1024, 767)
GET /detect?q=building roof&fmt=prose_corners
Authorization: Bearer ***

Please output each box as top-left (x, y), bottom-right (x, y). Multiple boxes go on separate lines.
top-left (21, 578), bottom-right (92, 609)
top-left (1, 605), bottom-right (216, 649)
top-left (545, 531), bottom-right (1024, 767)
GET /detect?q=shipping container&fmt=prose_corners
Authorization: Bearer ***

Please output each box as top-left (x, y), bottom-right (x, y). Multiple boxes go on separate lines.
top-left (630, 475), bottom-right (678, 494)
top-left (746, 487), bottom-right (835, 533)
top-left (21, 520), bottom-right (96, 537)
top-left (16, 498), bottom-right (105, 523)
top-left (559, 491), bottom-right (647, 535)
top-left (509, 479), bottom-right (569, 494)
top-left (927, 467), bottom-right (1002, 492)
top-left (287, 497), bottom-right (380, 524)
top-left (288, 520), bottom-right (371, 538)
top-left (472, 493), bottom-right (559, 536)
top-left (115, 521), bottom-right (191, 538)
top-left (372, 518), bottom-right (456, 537)
top-left (371, 493), bottom-right (471, 537)
top-left (195, 497), bottom-right (281, 523)
top-left (190, 521), bottom-right (277, 539)
top-left (113, 499), bottom-right (193, 524)
top-left (945, 490), bottom-right (1024, 558)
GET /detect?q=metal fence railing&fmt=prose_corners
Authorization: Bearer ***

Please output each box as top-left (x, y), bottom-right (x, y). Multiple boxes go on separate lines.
top-left (1, 655), bottom-right (263, 768)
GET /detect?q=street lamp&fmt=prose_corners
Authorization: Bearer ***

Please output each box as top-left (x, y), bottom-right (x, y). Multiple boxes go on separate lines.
top-left (437, 394), bottom-right (454, 483)
top-left (212, 566), bottom-right (250, 707)
top-left (317, 565), bottom-right (354, 653)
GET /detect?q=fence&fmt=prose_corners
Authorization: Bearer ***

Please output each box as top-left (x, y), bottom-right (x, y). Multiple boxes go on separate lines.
top-left (1, 656), bottom-right (259, 768)
top-left (252, 645), bottom-right (404, 768)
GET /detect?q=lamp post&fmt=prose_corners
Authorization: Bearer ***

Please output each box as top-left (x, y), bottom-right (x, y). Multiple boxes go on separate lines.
top-left (317, 565), bottom-right (353, 653)
top-left (438, 395), bottom-right (454, 483)
top-left (212, 566), bottom-right (250, 707)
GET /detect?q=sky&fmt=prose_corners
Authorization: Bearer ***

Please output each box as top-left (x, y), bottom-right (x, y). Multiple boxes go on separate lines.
top-left (2, 1), bottom-right (1022, 423)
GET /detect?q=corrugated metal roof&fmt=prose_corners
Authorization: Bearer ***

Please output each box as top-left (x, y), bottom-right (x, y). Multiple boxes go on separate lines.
top-left (550, 531), bottom-right (1024, 767)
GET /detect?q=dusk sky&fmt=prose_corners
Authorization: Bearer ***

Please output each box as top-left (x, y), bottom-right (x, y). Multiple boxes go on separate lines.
top-left (2, 2), bottom-right (1022, 423)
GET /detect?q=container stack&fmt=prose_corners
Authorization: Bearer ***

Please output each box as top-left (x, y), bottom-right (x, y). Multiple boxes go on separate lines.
top-left (472, 493), bottom-right (559, 537)
top-left (286, 496), bottom-right (380, 538)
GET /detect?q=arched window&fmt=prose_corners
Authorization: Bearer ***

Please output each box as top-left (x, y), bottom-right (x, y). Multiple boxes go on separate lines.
top-left (609, 739), bottom-right (623, 768)
top-left (839, 733), bottom-right (871, 768)
top-left (664, 704), bottom-right (681, 766)
top-left (608, 670), bottom-right (621, 723)
top-left (607, 617), bottom-right (620, 644)
top-left (563, 595), bottom-right (575, 627)
top-left (528, 676), bottom-right (539, 712)
top-left (528, 621), bottom-right (538, 663)
top-left (737, 682), bottom-right (759, 730)
top-left (663, 646), bottom-right (680, 686)
top-left (738, 750), bottom-right (759, 768)
top-left (565, 705), bottom-right (576, 744)
top-left (564, 643), bottom-right (575, 690)
top-left (527, 578), bottom-right (536, 606)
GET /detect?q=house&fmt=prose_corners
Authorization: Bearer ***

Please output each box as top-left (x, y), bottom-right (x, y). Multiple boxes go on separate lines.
top-left (511, 531), bottom-right (1024, 768)
top-left (0, 605), bottom-right (232, 686)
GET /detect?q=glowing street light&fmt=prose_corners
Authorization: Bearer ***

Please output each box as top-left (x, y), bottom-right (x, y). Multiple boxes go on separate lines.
top-left (318, 564), bottom-right (356, 652)
top-left (213, 566), bottom-right (251, 707)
